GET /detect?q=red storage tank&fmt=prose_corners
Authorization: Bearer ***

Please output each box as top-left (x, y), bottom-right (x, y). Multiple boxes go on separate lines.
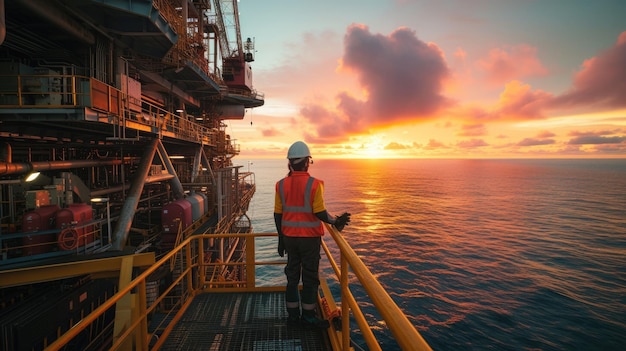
top-left (186, 193), bottom-right (205, 222)
top-left (162, 199), bottom-right (193, 233)
top-left (21, 204), bottom-right (60, 256)
top-left (56, 203), bottom-right (94, 250)
top-left (161, 199), bottom-right (193, 247)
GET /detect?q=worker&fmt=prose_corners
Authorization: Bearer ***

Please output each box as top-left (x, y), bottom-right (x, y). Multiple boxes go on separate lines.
top-left (274, 141), bottom-right (351, 328)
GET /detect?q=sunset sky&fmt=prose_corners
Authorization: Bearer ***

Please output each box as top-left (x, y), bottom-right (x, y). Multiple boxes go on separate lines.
top-left (229, 0), bottom-right (626, 159)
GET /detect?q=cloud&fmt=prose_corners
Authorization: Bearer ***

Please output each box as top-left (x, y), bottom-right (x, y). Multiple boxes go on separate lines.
top-left (424, 139), bottom-right (448, 149)
top-left (478, 44), bottom-right (548, 85)
top-left (494, 81), bottom-right (553, 120)
top-left (568, 129), bottom-right (622, 137)
top-left (341, 24), bottom-right (451, 118)
top-left (562, 129), bottom-right (626, 146)
top-left (458, 123), bottom-right (487, 137)
top-left (457, 139), bottom-right (489, 148)
top-left (459, 80), bottom-right (554, 121)
top-left (301, 24), bottom-right (451, 141)
top-left (384, 142), bottom-right (411, 150)
top-left (296, 28), bottom-right (626, 150)
top-left (261, 127), bottom-right (281, 137)
top-left (300, 104), bottom-right (347, 142)
top-left (568, 135), bottom-right (626, 145)
top-left (517, 130), bottom-right (557, 146)
top-left (590, 144), bottom-right (626, 154)
top-left (537, 131), bottom-right (556, 138)
top-left (553, 31), bottom-right (626, 110)
top-left (461, 32), bottom-right (626, 123)
top-left (517, 138), bottom-right (556, 146)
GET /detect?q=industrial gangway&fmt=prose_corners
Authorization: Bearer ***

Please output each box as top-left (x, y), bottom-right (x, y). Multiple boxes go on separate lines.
top-left (0, 225), bottom-right (433, 351)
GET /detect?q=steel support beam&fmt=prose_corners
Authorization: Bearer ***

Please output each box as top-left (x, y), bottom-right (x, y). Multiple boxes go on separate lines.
top-left (0, 252), bottom-right (155, 288)
top-left (112, 139), bottom-right (158, 250)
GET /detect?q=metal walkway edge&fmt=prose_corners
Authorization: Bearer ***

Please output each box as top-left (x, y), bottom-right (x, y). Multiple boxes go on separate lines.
top-left (157, 292), bottom-right (332, 351)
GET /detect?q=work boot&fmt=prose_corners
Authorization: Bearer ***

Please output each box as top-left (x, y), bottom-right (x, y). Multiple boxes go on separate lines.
top-left (301, 309), bottom-right (330, 329)
top-left (287, 307), bottom-right (300, 326)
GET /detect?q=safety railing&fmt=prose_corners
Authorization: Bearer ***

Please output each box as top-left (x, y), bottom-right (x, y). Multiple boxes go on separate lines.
top-left (44, 231), bottom-right (432, 350)
top-left (322, 224), bottom-right (432, 351)
top-left (0, 72), bottom-right (240, 150)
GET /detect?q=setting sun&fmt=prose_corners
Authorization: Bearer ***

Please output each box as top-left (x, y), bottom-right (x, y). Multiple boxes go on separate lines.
top-left (351, 136), bottom-right (389, 159)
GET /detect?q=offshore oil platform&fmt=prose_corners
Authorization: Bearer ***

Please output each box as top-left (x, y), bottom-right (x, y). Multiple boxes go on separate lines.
top-left (1, 0), bottom-right (263, 348)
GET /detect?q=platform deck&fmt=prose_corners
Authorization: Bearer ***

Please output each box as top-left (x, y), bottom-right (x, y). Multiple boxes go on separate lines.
top-left (158, 291), bottom-right (332, 351)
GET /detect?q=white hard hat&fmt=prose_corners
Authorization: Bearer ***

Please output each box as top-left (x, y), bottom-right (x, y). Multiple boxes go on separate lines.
top-left (287, 141), bottom-right (311, 159)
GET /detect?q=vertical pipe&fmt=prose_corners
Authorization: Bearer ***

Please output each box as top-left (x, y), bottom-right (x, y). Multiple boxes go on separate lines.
top-left (112, 139), bottom-right (159, 250)
top-left (156, 140), bottom-right (184, 199)
top-left (106, 200), bottom-right (111, 244)
top-left (0, 0), bottom-right (5, 45)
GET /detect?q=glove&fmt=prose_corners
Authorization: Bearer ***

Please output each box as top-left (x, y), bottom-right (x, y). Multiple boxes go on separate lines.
top-left (334, 212), bottom-right (351, 232)
top-left (278, 234), bottom-right (285, 257)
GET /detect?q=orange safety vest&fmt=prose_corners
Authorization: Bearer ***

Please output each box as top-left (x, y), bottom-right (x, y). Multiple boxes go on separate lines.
top-left (277, 173), bottom-right (324, 237)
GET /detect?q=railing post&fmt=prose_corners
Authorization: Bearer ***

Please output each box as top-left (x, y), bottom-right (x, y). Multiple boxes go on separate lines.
top-left (114, 255), bottom-right (134, 351)
top-left (199, 237), bottom-right (206, 288)
top-left (246, 234), bottom-right (256, 288)
top-left (186, 240), bottom-right (193, 293)
top-left (136, 280), bottom-right (148, 350)
top-left (71, 75), bottom-right (77, 106)
top-left (341, 253), bottom-right (350, 350)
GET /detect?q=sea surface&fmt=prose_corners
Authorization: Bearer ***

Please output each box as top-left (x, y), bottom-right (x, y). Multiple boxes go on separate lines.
top-left (239, 158), bottom-right (626, 351)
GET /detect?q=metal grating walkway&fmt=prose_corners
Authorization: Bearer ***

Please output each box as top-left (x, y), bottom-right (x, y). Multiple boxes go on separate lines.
top-left (158, 292), bottom-right (332, 351)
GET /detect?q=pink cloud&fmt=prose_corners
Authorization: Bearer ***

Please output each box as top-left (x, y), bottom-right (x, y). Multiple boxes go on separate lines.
top-left (478, 44), bottom-right (548, 85)
top-left (493, 81), bottom-right (553, 120)
top-left (537, 131), bottom-right (556, 138)
top-left (425, 139), bottom-right (448, 149)
top-left (458, 123), bottom-right (487, 137)
top-left (340, 25), bottom-right (451, 118)
top-left (553, 31), bottom-right (626, 109)
top-left (298, 28), bottom-right (626, 146)
top-left (456, 80), bottom-right (553, 122)
top-left (262, 128), bottom-right (281, 137)
top-left (461, 32), bottom-right (626, 123)
top-left (300, 24), bottom-right (451, 141)
top-left (457, 139), bottom-right (489, 148)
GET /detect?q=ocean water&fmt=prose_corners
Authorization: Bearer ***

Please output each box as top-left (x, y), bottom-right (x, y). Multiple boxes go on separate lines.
top-left (240, 158), bottom-right (626, 351)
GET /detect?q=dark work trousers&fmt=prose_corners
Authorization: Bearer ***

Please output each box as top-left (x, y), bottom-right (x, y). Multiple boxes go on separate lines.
top-left (283, 236), bottom-right (322, 309)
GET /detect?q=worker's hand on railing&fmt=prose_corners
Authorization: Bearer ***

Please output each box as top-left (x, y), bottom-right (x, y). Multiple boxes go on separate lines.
top-left (334, 212), bottom-right (351, 232)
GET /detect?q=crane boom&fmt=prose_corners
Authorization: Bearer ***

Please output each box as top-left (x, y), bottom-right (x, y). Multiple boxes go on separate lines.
top-left (211, 0), bottom-right (255, 92)
top-left (213, 0), bottom-right (242, 59)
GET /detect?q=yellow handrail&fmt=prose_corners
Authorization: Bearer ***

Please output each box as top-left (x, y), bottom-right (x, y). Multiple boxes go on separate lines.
top-left (323, 223), bottom-right (433, 351)
top-left (43, 231), bottom-right (431, 350)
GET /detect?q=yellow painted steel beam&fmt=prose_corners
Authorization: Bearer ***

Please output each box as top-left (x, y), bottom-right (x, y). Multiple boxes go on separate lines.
top-left (0, 252), bottom-right (155, 288)
top-left (114, 256), bottom-right (135, 351)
